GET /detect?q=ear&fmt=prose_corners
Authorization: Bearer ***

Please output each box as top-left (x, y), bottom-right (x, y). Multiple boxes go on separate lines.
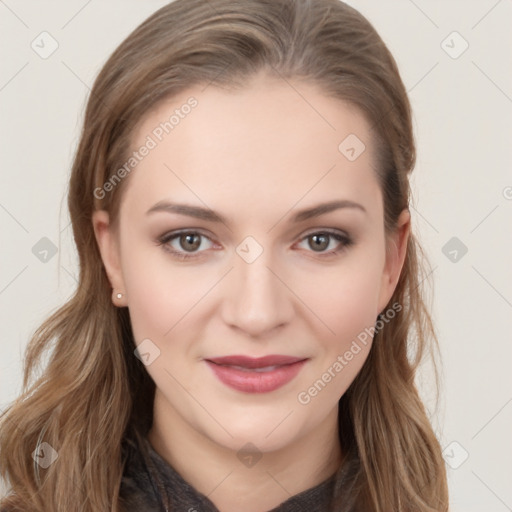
top-left (377, 208), bottom-right (411, 314)
top-left (92, 210), bottom-right (127, 306)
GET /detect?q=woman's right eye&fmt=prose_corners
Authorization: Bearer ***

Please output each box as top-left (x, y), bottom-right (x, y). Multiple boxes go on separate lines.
top-left (157, 231), bottom-right (215, 260)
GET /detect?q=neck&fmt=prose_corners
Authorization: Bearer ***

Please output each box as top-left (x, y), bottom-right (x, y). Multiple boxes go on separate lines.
top-left (148, 390), bottom-right (342, 512)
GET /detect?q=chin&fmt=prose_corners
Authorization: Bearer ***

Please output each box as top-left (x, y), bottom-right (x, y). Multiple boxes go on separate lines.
top-left (204, 413), bottom-right (304, 453)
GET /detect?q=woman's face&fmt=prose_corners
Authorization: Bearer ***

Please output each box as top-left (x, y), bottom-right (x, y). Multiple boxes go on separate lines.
top-left (94, 72), bottom-right (409, 453)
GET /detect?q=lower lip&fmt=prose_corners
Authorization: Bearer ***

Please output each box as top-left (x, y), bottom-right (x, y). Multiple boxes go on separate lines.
top-left (205, 360), bottom-right (307, 393)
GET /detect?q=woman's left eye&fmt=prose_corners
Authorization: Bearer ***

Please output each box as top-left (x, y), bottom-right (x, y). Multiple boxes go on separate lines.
top-left (157, 229), bottom-right (353, 260)
top-left (296, 230), bottom-right (353, 256)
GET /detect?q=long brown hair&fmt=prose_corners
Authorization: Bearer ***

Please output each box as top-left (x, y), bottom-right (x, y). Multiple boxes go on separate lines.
top-left (0, 0), bottom-right (448, 510)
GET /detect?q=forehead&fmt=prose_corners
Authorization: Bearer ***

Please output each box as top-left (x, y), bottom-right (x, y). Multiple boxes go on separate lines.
top-left (121, 73), bottom-right (382, 224)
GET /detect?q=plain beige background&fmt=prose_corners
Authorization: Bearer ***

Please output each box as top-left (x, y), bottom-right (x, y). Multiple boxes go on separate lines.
top-left (1, 1), bottom-right (511, 510)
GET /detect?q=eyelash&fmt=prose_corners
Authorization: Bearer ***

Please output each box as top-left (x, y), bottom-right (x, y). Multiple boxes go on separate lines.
top-left (156, 229), bottom-right (354, 261)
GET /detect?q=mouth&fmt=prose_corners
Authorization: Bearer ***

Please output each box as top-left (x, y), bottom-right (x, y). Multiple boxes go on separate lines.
top-left (212, 364), bottom-right (287, 372)
top-left (204, 355), bottom-right (308, 393)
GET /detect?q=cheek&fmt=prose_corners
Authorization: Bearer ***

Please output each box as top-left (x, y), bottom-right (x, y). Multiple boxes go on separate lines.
top-left (327, 271), bottom-right (380, 333)
top-left (119, 241), bottom-right (208, 341)
top-left (293, 263), bottom-right (381, 411)
top-left (295, 253), bottom-right (384, 345)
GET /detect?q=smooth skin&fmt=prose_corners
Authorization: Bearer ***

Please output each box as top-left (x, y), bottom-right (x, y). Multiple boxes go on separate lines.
top-left (93, 71), bottom-right (410, 512)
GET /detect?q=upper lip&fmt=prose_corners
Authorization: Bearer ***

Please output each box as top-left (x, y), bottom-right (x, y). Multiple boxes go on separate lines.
top-left (205, 355), bottom-right (307, 369)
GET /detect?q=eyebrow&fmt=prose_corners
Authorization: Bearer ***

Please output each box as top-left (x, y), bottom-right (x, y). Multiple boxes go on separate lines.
top-left (146, 199), bottom-right (366, 224)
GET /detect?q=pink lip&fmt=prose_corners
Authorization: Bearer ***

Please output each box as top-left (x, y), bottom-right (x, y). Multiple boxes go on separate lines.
top-left (205, 355), bottom-right (308, 393)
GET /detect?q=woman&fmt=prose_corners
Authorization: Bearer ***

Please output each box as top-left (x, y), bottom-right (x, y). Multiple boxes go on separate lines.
top-left (0, 0), bottom-right (449, 510)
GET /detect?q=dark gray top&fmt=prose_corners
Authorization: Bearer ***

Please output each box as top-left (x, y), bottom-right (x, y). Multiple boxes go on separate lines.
top-left (119, 435), bottom-right (356, 511)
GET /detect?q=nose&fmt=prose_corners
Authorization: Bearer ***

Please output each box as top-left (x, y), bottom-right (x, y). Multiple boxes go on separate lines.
top-left (221, 248), bottom-right (294, 338)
